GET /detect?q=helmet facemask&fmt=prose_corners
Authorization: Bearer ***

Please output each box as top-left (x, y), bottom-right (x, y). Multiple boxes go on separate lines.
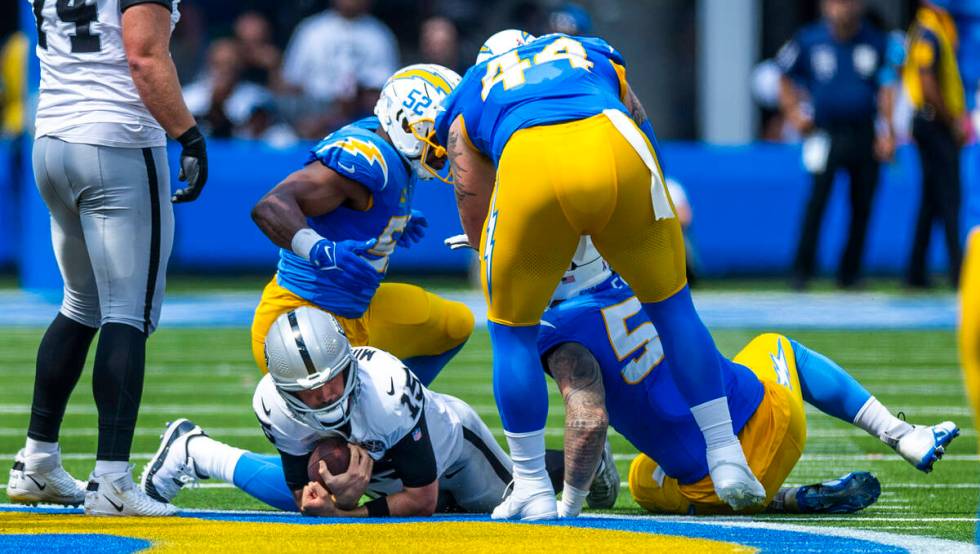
top-left (278, 358), bottom-right (359, 432)
top-left (374, 64), bottom-right (461, 183)
top-left (264, 307), bottom-right (360, 433)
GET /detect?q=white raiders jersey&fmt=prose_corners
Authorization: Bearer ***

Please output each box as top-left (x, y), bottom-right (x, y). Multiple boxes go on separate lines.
top-left (29, 0), bottom-right (180, 147)
top-left (252, 347), bottom-right (465, 479)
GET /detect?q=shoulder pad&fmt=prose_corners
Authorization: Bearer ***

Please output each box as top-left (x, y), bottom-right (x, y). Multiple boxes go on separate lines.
top-left (252, 375), bottom-right (319, 456)
top-left (308, 130), bottom-right (393, 192)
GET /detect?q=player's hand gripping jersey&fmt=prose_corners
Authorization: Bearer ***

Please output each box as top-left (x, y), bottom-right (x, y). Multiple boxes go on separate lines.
top-left (435, 33), bottom-right (631, 164)
top-left (276, 117), bottom-right (414, 318)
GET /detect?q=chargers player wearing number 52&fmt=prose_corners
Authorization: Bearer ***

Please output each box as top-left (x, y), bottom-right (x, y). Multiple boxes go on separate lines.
top-left (430, 31), bottom-right (764, 519)
top-left (250, 64), bottom-right (473, 387)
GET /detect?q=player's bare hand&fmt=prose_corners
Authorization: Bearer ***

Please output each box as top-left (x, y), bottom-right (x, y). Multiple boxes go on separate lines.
top-left (874, 133), bottom-right (895, 162)
top-left (318, 445), bottom-right (373, 510)
top-left (300, 481), bottom-right (340, 517)
top-left (173, 125), bottom-right (209, 203)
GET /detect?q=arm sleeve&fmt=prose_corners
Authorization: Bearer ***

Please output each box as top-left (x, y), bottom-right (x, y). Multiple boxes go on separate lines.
top-left (279, 449), bottom-right (312, 492)
top-left (120, 0), bottom-right (173, 12)
top-left (385, 411), bottom-right (438, 488)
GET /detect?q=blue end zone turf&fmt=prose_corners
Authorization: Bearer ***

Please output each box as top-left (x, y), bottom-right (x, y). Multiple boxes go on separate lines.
top-left (0, 534), bottom-right (150, 554)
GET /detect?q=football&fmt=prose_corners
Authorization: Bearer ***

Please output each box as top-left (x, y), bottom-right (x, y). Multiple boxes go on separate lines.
top-left (307, 436), bottom-right (351, 485)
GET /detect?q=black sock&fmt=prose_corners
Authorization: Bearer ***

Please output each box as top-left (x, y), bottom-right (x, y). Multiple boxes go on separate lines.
top-left (545, 449), bottom-right (565, 494)
top-left (92, 323), bottom-right (147, 462)
top-left (27, 313), bottom-right (98, 442)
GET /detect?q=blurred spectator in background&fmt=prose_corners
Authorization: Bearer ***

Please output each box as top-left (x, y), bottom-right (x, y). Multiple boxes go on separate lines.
top-left (183, 39), bottom-right (275, 139)
top-left (282, 0), bottom-right (398, 138)
top-left (233, 11), bottom-right (284, 92)
top-left (547, 3), bottom-right (592, 36)
top-left (903, 0), bottom-right (968, 289)
top-left (233, 91), bottom-right (299, 149)
top-left (419, 16), bottom-right (462, 73)
top-left (0, 30), bottom-right (26, 138)
top-left (778, 0), bottom-right (896, 290)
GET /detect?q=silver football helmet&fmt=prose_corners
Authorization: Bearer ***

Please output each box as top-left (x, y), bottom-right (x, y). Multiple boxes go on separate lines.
top-left (264, 307), bottom-right (358, 431)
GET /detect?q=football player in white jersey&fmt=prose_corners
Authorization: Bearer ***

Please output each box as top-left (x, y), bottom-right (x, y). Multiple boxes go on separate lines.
top-left (7, 0), bottom-right (206, 517)
top-left (141, 307), bottom-right (619, 516)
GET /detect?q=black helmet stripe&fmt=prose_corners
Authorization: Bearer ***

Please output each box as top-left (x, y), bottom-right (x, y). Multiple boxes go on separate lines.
top-left (287, 310), bottom-right (318, 375)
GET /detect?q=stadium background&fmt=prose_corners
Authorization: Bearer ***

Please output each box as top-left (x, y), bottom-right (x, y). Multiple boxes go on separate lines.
top-left (1, 0), bottom-right (980, 549)
top-left (0, 0), bottom-right (978, 285)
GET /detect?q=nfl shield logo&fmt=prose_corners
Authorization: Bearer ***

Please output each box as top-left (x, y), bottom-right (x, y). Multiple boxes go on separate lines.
top-left (412, 427), bottom-right (423, 442)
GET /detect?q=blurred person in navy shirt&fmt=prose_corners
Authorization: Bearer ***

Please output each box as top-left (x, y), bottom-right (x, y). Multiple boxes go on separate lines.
top-left (778, 0), bottom-right (896, 290)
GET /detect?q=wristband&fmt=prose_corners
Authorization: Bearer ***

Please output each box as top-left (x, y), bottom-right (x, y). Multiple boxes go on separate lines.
top-left (364, 497), bottom-right (390, 517)
top-left (177, 125), bottom-right (204, 148)
top-left (291, 228), bottom-right (325, 260)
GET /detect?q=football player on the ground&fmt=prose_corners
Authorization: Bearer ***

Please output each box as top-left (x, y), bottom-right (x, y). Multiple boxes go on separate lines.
top-left (141, 307), bottom-right (619, 516)
top-left (538, 240), bottom-right (959, 516)
top-left (249, 64), bottom-right (473, 386)
top-left (7, 0), bottom-right (207, 516)
top-left (429, 29), bottom-right (763, 520)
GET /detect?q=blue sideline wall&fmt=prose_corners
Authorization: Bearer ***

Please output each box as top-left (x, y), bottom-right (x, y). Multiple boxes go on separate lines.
top-left (7, 139), bottom-right (979, 290)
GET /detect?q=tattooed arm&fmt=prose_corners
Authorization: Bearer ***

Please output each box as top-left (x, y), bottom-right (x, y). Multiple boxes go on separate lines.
top-left (620, 82), bottom-right (649, 130)
top-left (446, 115), bottom-right (496, 246)
top-left (547, 342), bottom-right (610, 491)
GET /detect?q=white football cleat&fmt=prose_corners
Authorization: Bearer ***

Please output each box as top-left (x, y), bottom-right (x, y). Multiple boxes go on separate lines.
top-left (707, 442), bottom-right (766, 511)
top-left (6, 449), bottom-right (86, 506)
top-left (84, 466), bottom-right (178, 516)
top-left (140, 419), bottom-right (207, 503)
top-left (886, 421), bottom-right (959, 473)
top-left (491, 478), bottom-right (558, 521)
top-left (586, 439), bottom-right (620, 509)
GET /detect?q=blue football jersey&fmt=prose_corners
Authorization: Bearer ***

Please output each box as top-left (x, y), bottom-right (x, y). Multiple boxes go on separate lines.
top-left (538, 276), bottom-right (765, 485)
top-left (435, 33), bottom-right (630, 163)
top-left (276, 117), bottom-right (413, 318)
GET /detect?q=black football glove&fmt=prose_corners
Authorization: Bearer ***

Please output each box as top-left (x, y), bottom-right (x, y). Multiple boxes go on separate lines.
top-left (172, 125), bottom-right (208, 203)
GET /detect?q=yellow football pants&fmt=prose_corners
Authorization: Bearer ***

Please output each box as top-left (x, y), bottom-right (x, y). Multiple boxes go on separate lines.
top-left (960, 227), bottom-right (980, 442)
top-left (250, 277), bottom-right (474, 373)
top-left (629, 333), bottom-right (808, 514)
top-left (482, 112), bottom-right (686, 326)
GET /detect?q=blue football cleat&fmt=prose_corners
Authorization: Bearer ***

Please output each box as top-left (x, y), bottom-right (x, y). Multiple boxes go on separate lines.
top-left (888, 421), bottom-right (960, 473)
top-left (794, 471), bottom-right (881, 514)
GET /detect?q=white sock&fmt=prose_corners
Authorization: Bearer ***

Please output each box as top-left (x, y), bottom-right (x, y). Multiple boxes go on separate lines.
top-left (186, 435), bottom-right (245, 482)
top-left (505, 429), bottom-right (551, 489)
top-left (24, 438), bottom-right (58, 456)
top-left (559, 483), bottom-right (589, 517)
top-left (93, 460), bottom-right (130, 477)
top-left (690, 397), bottom-right (739, 451)
top-left (853, 396), bottom-right (913, 442)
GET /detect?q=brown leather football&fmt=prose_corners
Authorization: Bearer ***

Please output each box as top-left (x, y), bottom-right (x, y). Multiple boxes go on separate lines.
top-left (307, 437), bottom-right (351, 485)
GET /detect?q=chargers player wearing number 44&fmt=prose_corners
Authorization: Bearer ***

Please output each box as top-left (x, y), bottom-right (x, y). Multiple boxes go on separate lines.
top-left (430, 30), bottom-right (764, 520)
top-left (250, 64), bottom-right (473, 387)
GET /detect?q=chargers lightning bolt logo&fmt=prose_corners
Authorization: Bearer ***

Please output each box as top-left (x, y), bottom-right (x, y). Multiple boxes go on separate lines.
top-left (484, 194), bottom-right (499, 304)
top-left (322, 137), bottom-right (389, 187)
top-left (770, 339), bottom-right (792, 389)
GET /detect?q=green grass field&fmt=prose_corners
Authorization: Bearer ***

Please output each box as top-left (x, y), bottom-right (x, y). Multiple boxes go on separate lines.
top-left (0, 326), bottom-right (976, 542)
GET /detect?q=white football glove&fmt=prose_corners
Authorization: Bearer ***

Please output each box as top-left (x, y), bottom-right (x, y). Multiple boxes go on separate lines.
top-left (444, 234), bottom-right (476, 251)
